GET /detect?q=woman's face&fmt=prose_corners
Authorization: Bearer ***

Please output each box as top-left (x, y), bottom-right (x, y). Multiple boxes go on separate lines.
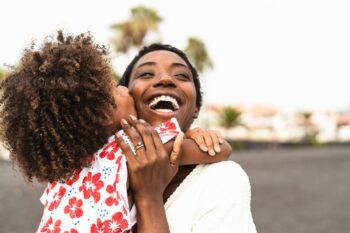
top-left (128, 50), bottom-right (199, 131)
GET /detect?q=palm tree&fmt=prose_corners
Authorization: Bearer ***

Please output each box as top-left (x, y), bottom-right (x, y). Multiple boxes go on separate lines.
top-left (218, 107), bottom-right (242, 129)
top-left (184, 37), bottom-right (213, 73)
top-left (110, 6), bottom-right (162, 53)
top-left (110, 6), bottom-right (213, 75)
top-left (299, 112), bottom-right (319, 144)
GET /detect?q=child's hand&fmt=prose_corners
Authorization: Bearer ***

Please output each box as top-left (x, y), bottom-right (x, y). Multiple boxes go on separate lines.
top-left (185, 128), bottom-right (224, 156)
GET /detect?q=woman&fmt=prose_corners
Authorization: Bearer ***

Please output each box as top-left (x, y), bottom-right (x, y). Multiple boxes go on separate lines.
top-left (119, 44), bottom-right (257, 232)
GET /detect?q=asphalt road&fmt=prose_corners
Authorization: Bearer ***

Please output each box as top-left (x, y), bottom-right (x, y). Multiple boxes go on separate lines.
top-left (1, 146), bottom-right (349, 233)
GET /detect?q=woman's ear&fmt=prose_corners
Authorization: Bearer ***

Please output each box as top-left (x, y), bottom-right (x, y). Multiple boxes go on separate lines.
top-left (193, 107), bottom-right (199, 119)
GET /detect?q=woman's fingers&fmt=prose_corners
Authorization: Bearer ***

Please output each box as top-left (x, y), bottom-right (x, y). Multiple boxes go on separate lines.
top-left (129, 116), bottom-right (158, 162)
top-left (169, 132), bottom-right (184, 171)
top-left (120, 118), bottom-right (148, 163)
top-left (150, 124), bottom-right (169, 162)
top-left (114, 132), bottom-right (138, 166)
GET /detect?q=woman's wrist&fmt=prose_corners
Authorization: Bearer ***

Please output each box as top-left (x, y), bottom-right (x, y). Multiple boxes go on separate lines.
top-left (134, 194), bottom-right (163, 209)
top-left (134, 195), bottom-right (170, 233)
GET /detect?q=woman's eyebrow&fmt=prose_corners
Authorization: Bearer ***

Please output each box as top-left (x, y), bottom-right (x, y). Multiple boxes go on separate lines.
top-left (136, 61), bottom-right (155, 68)
top-left (172, 62), bottom-right (188, 69)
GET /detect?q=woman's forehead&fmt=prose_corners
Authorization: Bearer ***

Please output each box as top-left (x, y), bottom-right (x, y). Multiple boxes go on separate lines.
top-left (134, 50), bottom-right (188, 68)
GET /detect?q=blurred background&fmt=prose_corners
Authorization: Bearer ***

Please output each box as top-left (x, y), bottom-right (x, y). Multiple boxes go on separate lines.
top-left (1, 0), bottom-right (349, 232)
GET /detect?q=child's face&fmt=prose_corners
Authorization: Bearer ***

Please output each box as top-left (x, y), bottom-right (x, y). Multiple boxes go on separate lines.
top-left (110, 83), bottom-right (137, 130)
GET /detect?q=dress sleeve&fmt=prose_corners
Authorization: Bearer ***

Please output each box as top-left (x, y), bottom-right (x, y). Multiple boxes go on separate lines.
top-left (117, 117), bottom-right (181, 154)
top-left (191, 163), bottom-right (257, 233)
top-left (154, 117), bottom-right (181, 143)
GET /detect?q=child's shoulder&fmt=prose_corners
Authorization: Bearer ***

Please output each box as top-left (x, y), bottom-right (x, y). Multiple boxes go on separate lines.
top-left (97, 136), bottom-right (121, 161)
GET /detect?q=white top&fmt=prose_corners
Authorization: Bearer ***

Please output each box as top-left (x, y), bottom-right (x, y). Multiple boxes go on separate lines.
top-left (165, 161), bottom-right (257, 233)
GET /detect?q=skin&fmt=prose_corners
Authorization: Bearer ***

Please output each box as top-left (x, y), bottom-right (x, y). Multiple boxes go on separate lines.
top-left (104, 83), bottom-right (137, 135)
top-left (128, 50), bottom-right (199, 131)
top-left (103, 84), bottom-right (230, 232)
top-left (123, 50), bottom-right (232, 232)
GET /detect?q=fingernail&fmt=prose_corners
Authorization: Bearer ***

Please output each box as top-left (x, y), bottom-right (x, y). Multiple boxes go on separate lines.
top-left (129, 115), bottom-right (137, 120)
top-left (115, 133), bottom-right (121, 139)
top-left (209, 150), bottom-right (216, 156)
top-left (139, 119), bottom-right (146, 124)
top-left (201, 146), bottom-right (208, 152)
top-left (121, 118), bottom-right (128, 125)
top-left (220, 139), bottom-right (224, 144)
top-left (215, 146), bottom-right (221, 153)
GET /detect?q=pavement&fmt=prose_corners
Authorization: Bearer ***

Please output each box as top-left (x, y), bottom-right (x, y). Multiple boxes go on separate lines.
top-left (1, 145), bottom-right (349, 233)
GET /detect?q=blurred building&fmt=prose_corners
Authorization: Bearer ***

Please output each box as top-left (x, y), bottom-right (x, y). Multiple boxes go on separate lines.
top-left (200, 104), bottom-right (350, 143)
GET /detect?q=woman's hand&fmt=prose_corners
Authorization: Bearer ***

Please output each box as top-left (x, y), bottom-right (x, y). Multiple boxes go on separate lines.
top-left (115, 116), bottom-right (184, 232)
top-left (185, 128), bottom-right (224, 156)
top-left (116, 116), bottom-right (183, 201)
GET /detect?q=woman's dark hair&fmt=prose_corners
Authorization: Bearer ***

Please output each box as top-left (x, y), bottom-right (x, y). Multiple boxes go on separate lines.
top-left (119, 44), bottom-right (203, 108)
top-left (0, 31), bottom-right (115, 183)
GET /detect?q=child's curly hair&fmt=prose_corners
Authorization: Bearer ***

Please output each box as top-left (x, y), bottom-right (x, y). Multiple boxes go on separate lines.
top-left (0, 31), bottom-right (115, 183)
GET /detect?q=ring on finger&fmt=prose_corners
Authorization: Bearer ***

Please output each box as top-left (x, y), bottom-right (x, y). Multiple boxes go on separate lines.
top-left (135, 141), bottom-right (145, 151)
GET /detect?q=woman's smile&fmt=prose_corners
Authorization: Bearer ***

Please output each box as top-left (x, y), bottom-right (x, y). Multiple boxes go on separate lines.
top-left (128, 50), bottom-right (199, 131)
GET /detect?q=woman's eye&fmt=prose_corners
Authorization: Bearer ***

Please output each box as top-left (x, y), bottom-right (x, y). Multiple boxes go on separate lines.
top-left (139, 72), bottom-right (153, 78)
top-left (176, 73), bottom-right (190, 80)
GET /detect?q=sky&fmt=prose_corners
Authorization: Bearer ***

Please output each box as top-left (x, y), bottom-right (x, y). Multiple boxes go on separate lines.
top-left (1, 0), bottom-right (350, 113)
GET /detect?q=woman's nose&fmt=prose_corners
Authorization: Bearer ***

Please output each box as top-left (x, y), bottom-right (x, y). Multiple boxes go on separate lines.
top-left (154, 73), bottom-right (176, 88)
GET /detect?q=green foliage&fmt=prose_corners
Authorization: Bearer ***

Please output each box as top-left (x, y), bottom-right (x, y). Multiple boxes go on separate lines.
top-left (302, 112), bottom-right (312, 121)
top-left (0, 67), bottom-right (7, 83)
top-left (110, 5), bottom-right (162, 53)
top-left (184, 37), bottom-right (213, 73)
top-left (299, 112), bottom-right (320, 144)
top-left (110, 5), bottom-right (213, 75)
top-left (218, 107), bottom-right (241, 129)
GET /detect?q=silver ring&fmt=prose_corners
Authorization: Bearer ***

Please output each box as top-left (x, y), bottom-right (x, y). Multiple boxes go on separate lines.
top-left (135, 142), bottom-right (144, 151)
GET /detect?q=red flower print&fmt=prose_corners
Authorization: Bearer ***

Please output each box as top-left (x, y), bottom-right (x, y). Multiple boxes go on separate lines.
top-left (79, 172), bottom-right (104, 203)
top-left (40, 217), bottom-right (61, 233)
top-left (50, 181), bottom-right (57, 190)
top-left (104, 212), bottom-right (129, 232)
top-left (63, 229), bottom-right (78, 233)
top-left (86, 154), bottom-right (96, 163)
top-left (64, 197), bottom-right (84, 219)
top-left (66, 169), bottom-right (82, 186)
top-left (159, 120), bottom-right (176, 132)
top-left (99, 141), bottom-right (119, 160)
top-left (45, 181), bottom-right (57, 195)
top-left (48, 186), bottom-right (66, 211)
top-left (105, 181), bottom-right (121, 206)
top-left (90, 218), bottom-right (105, 233)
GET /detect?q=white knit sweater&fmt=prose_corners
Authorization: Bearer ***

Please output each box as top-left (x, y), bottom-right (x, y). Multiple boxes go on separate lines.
top-left (164, 161), bottom-right (257, 233)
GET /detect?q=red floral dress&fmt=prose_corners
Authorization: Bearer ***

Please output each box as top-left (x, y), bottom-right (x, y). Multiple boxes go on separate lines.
top-left (37, 118), bottom-right (180, 233)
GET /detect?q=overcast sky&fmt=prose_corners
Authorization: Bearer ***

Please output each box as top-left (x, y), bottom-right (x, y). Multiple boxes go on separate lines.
top-left (1, 0), bottom-right (350, 112)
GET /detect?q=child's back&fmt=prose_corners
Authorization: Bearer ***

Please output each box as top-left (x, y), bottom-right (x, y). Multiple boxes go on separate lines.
top-left (0, 31), bottom-right (139, 232)
top-left (38, 137), bottom-right (131, 232)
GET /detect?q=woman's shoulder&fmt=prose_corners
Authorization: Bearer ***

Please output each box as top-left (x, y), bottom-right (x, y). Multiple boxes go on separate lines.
top-left (195, 161), bottom-right (252, 198)
top-left (199, 161), bottom-right (249, 181)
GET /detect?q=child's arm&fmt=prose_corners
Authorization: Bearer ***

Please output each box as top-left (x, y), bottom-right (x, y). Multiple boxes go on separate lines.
top-left (125, 117), bottom-right (231, 165)
top-left (164, 137), bottom-right (232, 165)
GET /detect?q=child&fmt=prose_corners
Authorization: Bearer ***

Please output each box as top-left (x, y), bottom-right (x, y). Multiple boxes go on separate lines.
top-left (0, 31), bottom-right (231, 232)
